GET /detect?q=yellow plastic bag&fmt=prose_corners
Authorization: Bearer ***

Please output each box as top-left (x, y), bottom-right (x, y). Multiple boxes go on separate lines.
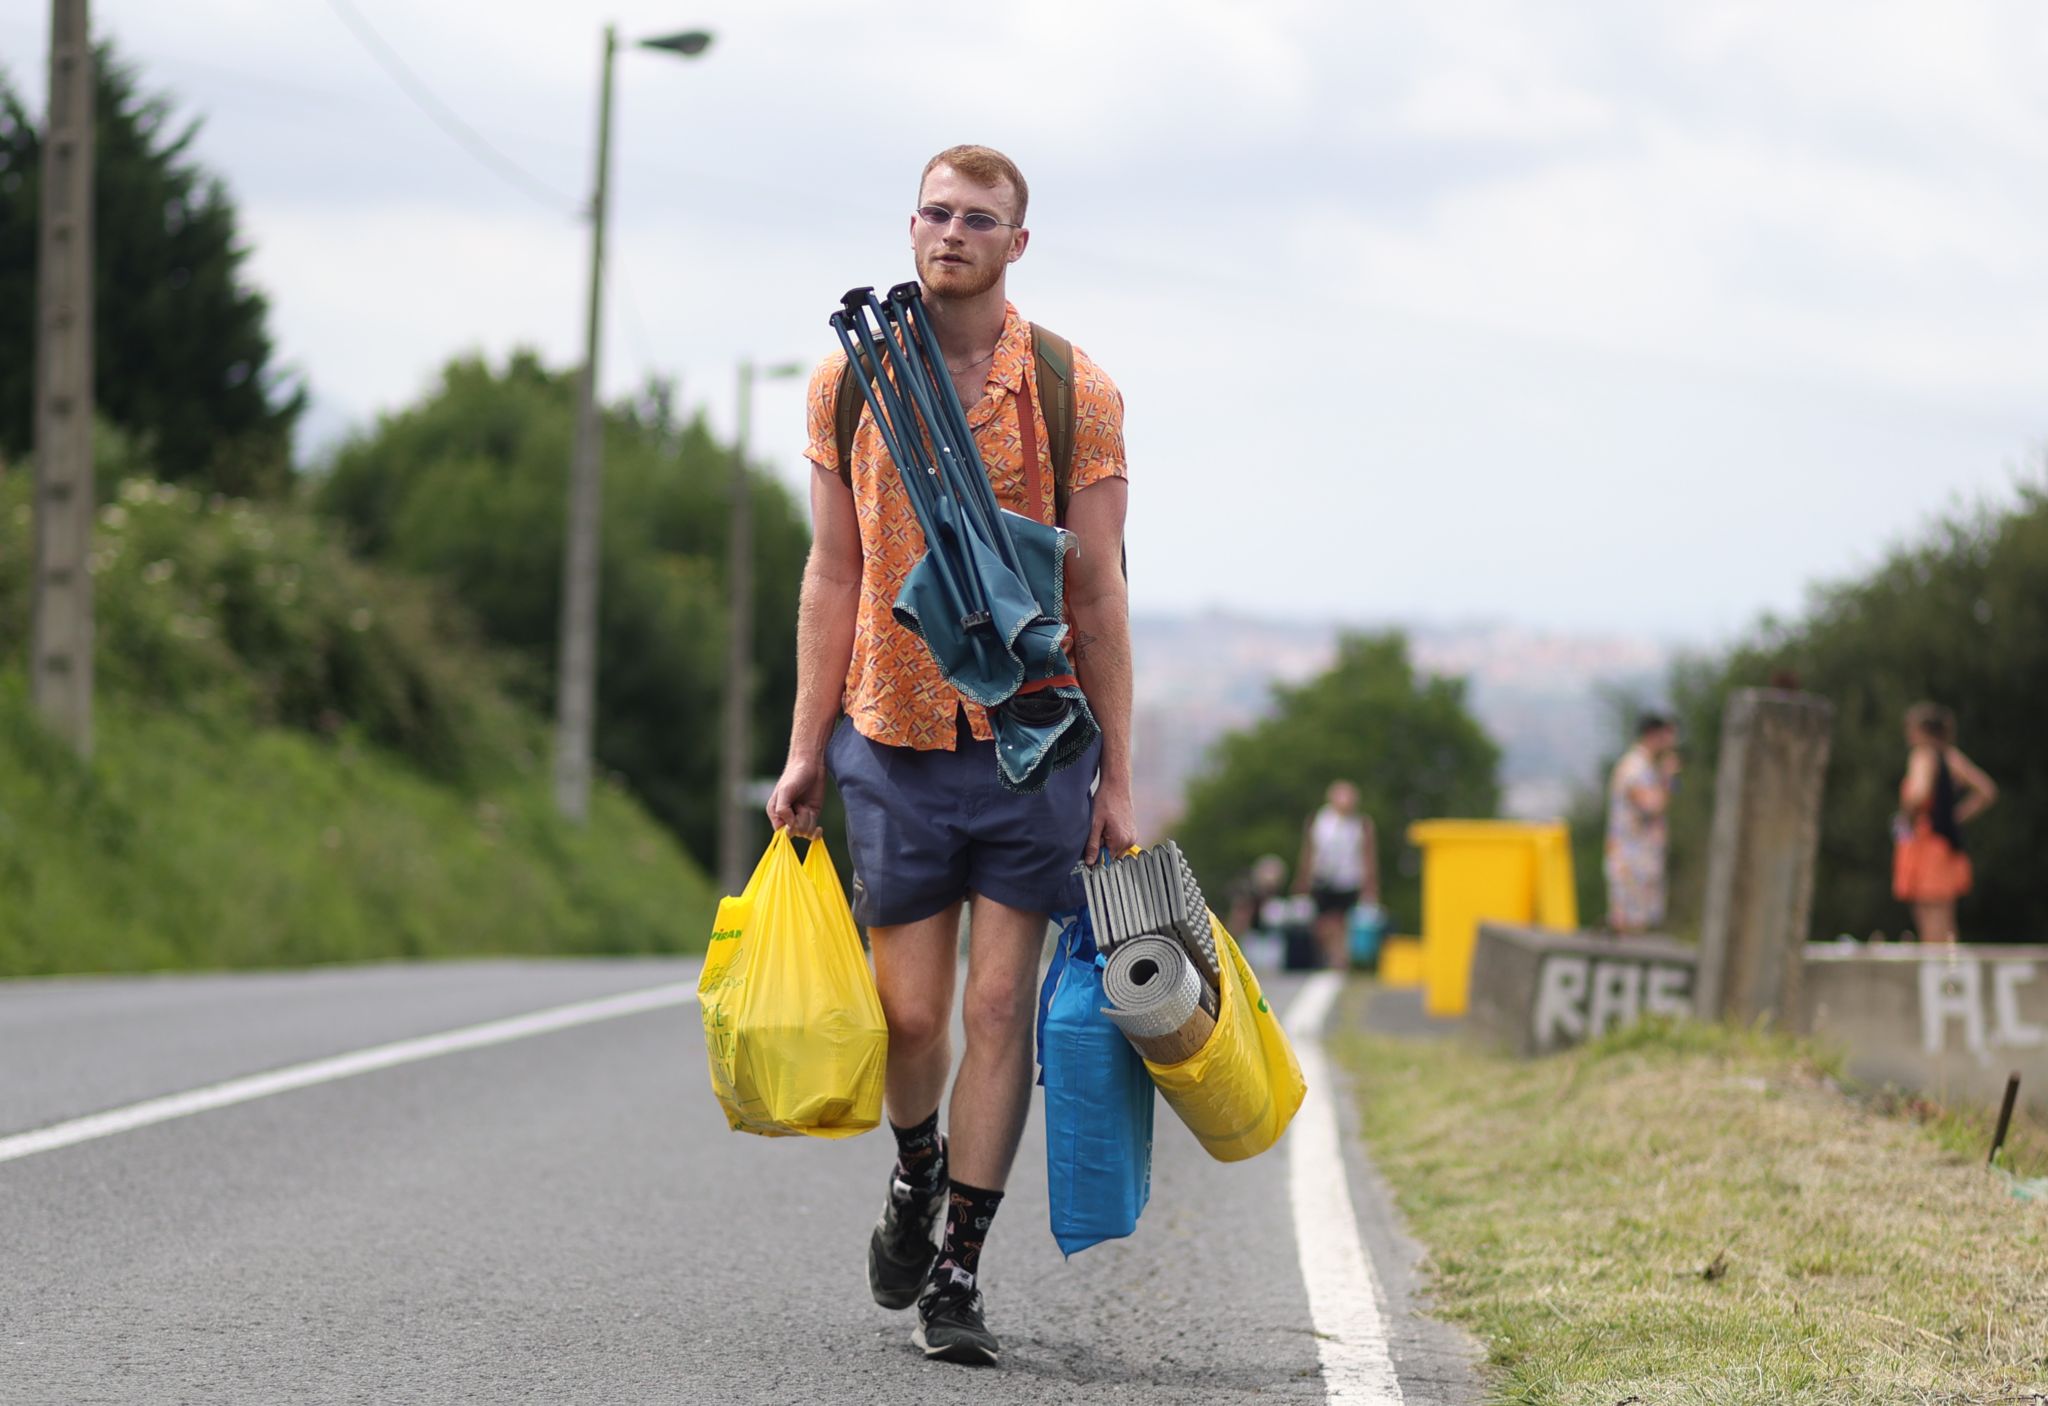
top-left (698, 829), bottom-right (887, 1138)
top-left (1144, 913), bottom-right (1306, 1162)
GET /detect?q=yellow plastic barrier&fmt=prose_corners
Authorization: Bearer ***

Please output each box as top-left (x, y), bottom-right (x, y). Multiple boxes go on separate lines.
top-left (1407, 820), bottom-right (1577, 1017)
top-left (1378, 936), bottom-right (1425, 988)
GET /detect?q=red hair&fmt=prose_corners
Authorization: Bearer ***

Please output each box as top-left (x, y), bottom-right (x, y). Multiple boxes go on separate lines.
top-left (920, 145), bottom-right (1028, 224)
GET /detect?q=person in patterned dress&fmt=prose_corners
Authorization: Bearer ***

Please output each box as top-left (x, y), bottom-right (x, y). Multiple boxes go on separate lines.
top-left (1604, 714), bottom-right (1680, 935)
top-left (767, 145), bottom-right (1133, 1367)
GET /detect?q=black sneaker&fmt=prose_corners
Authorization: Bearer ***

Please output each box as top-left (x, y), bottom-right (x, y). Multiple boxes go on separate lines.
top-left (913, 1266), bottom-right (999, 1366)
top-left (868, 1157), bottom-right (945, 1310)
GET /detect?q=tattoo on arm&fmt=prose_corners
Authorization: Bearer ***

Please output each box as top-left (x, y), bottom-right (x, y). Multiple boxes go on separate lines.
top-left (1070, 628), bottom-right (1099, 664)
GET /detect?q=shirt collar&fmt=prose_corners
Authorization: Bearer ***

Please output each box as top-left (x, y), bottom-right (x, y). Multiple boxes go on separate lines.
top-left (988, 303), bottom-right (1031, 393)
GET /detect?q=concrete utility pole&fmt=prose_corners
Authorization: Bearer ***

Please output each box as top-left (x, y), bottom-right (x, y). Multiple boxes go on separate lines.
top-left (1694, 688), bottom-right (1835, 1027)
top-left (551, 25), bottom-right (618, 824)
top-left (552, 23), bottom-right (713, 823)
top-left (30, 0), bottom-right (95, 757)
top-left (718, 359), bottom-right (801, 893)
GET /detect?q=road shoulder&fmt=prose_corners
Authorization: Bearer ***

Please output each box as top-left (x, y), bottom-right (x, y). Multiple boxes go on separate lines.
top-left (1323, 981), bottom-right (1488, 1405)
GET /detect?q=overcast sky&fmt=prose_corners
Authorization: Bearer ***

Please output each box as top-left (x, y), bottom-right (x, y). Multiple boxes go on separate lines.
top-left (7, 0), bottom-right (2045, 641)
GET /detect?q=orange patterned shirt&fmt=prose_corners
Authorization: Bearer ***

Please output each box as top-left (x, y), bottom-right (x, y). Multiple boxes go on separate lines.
top-left (805, 302), bottom-right (1127, 751)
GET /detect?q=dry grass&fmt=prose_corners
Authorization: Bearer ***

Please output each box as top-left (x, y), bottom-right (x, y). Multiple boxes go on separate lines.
top-left (1336, 1012), bottom-right (2048, 1405)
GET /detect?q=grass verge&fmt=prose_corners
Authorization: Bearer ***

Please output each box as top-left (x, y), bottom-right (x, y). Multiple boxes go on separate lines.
top-left (0, 683), bottom-right (713, 976)
top-left (1335, 1009), bottom-right (2048, 1405)
top-left (0, 471), bottom-right (717, 977)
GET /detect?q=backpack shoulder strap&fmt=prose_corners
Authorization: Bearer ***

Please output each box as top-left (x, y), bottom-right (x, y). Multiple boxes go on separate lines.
top-left (832, 356), bottom-right (862, 488)
top-left (1030, 324), bottom-right (1077, 523)
top-left (1029, 323), bottom-right (1126, 579)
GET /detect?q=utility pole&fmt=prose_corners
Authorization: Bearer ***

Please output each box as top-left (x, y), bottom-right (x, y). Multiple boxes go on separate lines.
top-left (551, 24), bottom-right (617, 823)
top-left (552, 23), bottom-right (713, 824)
top-left (718, 359), bottom-right (801, 894)
top-left (31, 0), bottom-right (96, 758)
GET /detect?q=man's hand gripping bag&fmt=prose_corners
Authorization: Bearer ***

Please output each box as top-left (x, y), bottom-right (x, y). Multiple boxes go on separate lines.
top-left (698, 829), bottom-right (887, 1138)
top-left (1144, 913), bottom-right (1306, 1162)
top-left (1037, 910), bottom-right (1155, 1255)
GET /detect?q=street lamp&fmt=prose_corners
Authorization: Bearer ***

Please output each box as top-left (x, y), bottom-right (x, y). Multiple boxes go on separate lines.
top-left (719, 358), bottom-right (805, 895)
top-left (641, 30), bottom-right (712, 56)
top-left (553, 24), bottom-right (715, 824)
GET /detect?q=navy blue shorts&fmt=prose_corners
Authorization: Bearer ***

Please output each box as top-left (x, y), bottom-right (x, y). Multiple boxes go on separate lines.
top-left (825, 714), bottom-right (1100, 928)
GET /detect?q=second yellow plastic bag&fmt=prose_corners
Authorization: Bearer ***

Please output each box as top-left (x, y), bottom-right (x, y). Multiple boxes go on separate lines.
top-left (1144, 913), bottom-right (1306, 1162)
top-left (698, 829), bottom-right (887, 1138)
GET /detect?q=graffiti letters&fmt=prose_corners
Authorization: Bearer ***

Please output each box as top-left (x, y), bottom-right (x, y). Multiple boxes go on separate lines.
top-left (1919, 959), bottom-right (2044, 1063)
top-left (1532, 955), bottom-right (1695, 1050)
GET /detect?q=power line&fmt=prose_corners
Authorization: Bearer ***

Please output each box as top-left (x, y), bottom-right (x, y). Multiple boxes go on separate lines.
top-left (609, 250), bottom-right (664, 386)
top-left (318, 0), bottom-right (580, 217)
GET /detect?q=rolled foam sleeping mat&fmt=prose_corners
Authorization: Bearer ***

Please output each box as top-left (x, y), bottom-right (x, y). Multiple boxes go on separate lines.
top-left (1101, 936), bottom-right (1203, 1038)
top-left (1100, 936), bottom-right (1217, 1065)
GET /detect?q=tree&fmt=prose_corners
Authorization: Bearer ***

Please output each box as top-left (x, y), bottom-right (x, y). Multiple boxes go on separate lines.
top-left (1172, 631), bottom-right (1501, 932)
top-left (316, 352), bottom-right (809, 869)
top-left (1665, 471), bottom-right (2048, 943)
top-left (0, 44), bottom-right (303, 495)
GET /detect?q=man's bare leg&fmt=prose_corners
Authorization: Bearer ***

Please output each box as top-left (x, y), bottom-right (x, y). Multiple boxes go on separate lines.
top-left (1316, 911), bottom-right (1348, 970)
top-left (870, 902), bottom-right (962, 1126)
top-left (946, 893), bottom-right (1046, 1190)
top-left (865, 902), bottom-right (964, 1316)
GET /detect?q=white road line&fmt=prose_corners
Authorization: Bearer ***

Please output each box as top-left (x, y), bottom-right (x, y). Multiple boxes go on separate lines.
top-left (0, 981), bottom-right (699, 1166)
top-left (1285, 972), bottom-right (1405, 1403)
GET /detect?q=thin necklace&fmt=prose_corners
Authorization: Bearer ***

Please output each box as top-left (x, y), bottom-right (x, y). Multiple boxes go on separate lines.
top-left (947, 347), bottom-right (997, 377)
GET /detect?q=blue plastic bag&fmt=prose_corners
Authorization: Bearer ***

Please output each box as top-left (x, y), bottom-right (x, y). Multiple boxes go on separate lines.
top-left (1036, 910), bottom-right (1155, 1256)
top-left (1348, 901), bottom-right (1387, 969)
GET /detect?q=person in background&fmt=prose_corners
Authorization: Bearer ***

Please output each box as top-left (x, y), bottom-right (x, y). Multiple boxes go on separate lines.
top-left (1227, 853), bottom-right (1290, 939)
top-left (1293, 781), bottom-right (1379, 970)
top-left (1605, 714), bottom-right (1680, 935)
top-left (1893, 702), bottom-right (1997, 943)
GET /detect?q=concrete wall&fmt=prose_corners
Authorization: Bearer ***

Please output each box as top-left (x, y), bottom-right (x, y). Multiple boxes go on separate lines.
top-left (1804, 945), bottom-right (2048, 1113)
top-left (1466, 924), bottom-right (2047, 1113)
top-left (1468, 924), bottom-right (1698, 1057)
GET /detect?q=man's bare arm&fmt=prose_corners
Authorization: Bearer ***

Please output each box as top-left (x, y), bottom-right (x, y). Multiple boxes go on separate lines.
top-left (1063, 477), bottom-right (1135, 860)
top-left (1292, 817), bottom-right (1317, 897)
top-left (765, 464), bottom-right (862, 834)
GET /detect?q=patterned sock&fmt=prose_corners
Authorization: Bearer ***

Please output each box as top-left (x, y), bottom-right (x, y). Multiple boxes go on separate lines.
top-left (890, 1111), bottom-right (944, 1192)
top-left (933, 1180), bottom-right (1004, 1284)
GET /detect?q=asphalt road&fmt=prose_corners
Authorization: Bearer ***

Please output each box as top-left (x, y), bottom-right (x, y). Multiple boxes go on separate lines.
top-left (0, 959), bottom-right (1479, 1405)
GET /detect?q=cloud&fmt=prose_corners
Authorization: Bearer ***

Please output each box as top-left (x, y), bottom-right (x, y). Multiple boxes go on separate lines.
top-left (243, 200), bottom-right (583, 423)
top-left (5, 0), bottom-right (2043, 636)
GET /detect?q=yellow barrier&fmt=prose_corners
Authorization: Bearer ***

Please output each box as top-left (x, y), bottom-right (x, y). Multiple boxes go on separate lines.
top-left (1378, 936), bottom-right (1425, 988)
top-left (1407, 820), bottom-right (1577, 1017)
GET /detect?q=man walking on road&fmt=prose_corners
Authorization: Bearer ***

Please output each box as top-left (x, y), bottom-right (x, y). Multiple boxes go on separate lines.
top-left (766, 145), bottom-right (1134, 1366)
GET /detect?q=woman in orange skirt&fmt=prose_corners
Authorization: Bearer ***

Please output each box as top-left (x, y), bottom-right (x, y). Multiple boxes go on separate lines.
top-left (1892, 702), bottom-right (1998, 943)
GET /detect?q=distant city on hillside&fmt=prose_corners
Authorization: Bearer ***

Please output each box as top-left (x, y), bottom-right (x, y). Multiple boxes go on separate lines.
top-left (1131, 612), bottom-right (1677, 838)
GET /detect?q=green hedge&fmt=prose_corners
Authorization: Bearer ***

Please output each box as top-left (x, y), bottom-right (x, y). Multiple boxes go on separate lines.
top-left (0, 467), bottom-right (712, 976)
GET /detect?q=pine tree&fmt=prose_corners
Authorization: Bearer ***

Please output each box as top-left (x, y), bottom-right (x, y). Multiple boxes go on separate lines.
top-left (0, 43), bottom-right (304, 495)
